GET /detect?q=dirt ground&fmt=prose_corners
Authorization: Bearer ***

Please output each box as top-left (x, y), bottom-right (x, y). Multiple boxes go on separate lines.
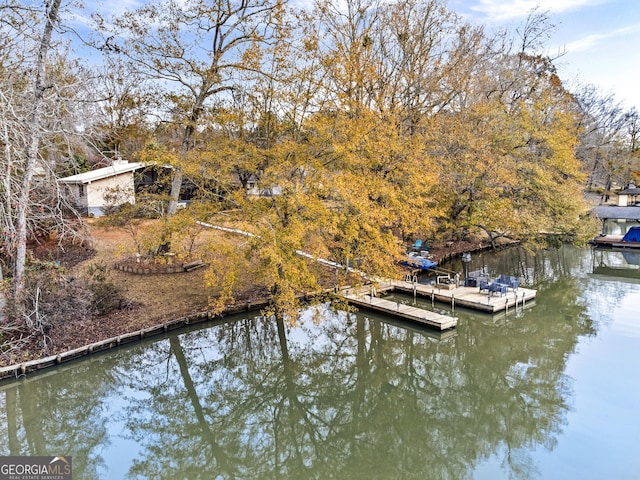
top-left (75, 220), bottom-right (213, 320)
top-left (3, 220), bottom-right (264, 365)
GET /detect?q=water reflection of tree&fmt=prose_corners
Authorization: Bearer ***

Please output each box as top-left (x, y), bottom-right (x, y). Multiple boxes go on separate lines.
top-left (0, 245), bottom-right (604, 479)
top-left (119, 291), bottom-right (593, 480)
top-left (471, 245), bottom-right (595, 287)
top-left (0, 358), bottom-right (121, 479)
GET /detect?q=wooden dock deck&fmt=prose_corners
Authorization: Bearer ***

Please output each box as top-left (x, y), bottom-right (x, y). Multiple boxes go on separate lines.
top-left (342, 290), bottom-right (457, 330)
top-left (388, 279), bottom-right (536, 314)
top-left (591, 235), bottom-right (640, 249)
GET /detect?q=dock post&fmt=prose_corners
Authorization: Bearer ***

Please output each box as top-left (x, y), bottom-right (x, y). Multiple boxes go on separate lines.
top-left (431, 289), bottom-right (434, 307)
top-left (505, 298), bottom-right (509, 314)
top-left (522, 291), bottom-right (526, 308)
top-left (413, 283), bottom-right (417, 300)
top-left (451, 294), bottom-right (455, 312)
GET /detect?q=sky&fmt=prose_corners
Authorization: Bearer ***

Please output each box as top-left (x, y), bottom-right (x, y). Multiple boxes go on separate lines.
top-left (77, 0), bottom-right (640, 111)
top-left (448, 0), bottom-right (640, 111)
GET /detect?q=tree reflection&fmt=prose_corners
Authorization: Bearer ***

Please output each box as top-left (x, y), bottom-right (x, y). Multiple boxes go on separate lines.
top-left (0, 247), bottom-right (602, 479)
top-left (117, 285), bottom-right (592, 480)
top-left (0, 357), bottom-right (122, 479)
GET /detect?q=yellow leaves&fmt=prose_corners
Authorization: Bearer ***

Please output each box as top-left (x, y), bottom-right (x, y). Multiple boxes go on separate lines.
top-left (137, 141), bottom-right (179, 167)
top-left (204, 238), bottom-right (246, 315)
top-left (241, 40), bottom-right (265, 71)
top-left (423, 88), bottom-right (593, 244)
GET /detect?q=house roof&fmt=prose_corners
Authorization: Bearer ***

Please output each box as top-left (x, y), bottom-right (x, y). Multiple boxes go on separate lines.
top-left (592, 206), bottom-right (640, 220)
top-left (618, 188), bottom-right (640, 195)
top-left (59, 161), bottom-right (145, 184)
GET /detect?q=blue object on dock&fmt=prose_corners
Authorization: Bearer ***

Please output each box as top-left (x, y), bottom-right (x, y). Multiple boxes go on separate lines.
top-left (622, 226), bottom-right (640, 242)
top-left (496, 275), bottom-right (519, 291)
top-left (479, 276), bottom-right (517, 296)
top-left (402, 252), bottom-right (436, 270)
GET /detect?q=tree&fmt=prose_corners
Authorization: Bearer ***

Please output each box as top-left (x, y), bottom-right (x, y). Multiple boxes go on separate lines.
top-left (623, 108), bottom-right (640, 186)
top-left (574, 85), bottom-right (639, 197)
top-left (99, 0), bottom-right (288, 215)
top-left (91, 58), bottom-right (152, 163)
top-left (0, 0), bottom-right (89, 308)
top-left (0, 0), bottom-right (63, 305)
top-left (423, 11), bottom-right (595, 247)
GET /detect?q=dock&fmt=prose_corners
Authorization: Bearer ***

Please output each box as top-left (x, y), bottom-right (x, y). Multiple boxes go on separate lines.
top-left (342, 290), bottom-right (457, 330)
top-left (590, 235), bottom-right (640, 249)
top-left (388, 279), bottom-right (536, 314)
top-left (339, 275), bottom-right (537, 328)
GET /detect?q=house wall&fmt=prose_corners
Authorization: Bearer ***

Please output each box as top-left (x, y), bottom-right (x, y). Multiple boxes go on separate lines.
top-left (618, 194), bottom-right (629, 207)
top-left (64, 183), bottom-right (88, 212)
top-left (86, 172), bottom-right (136, 216)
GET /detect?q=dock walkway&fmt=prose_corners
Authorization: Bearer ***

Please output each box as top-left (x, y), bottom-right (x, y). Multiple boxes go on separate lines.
top-left (342, 290), bottom-right (457, 330)
top-left (389, 279), bottom-right (536, 314)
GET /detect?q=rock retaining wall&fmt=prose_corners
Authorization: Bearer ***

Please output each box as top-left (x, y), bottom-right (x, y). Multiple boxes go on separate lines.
top-left (113, 260), bottom-right (206, 275)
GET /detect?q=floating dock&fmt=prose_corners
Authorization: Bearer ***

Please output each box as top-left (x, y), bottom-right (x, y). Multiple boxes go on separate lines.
top-left (339, 277), bottom-right (536, 328)
top-left (388, 279), bottom-right (536, 314)
top-left (590, 235), bottom-right (640, 249)
top-left (342, 290), bottom-right (457, 330)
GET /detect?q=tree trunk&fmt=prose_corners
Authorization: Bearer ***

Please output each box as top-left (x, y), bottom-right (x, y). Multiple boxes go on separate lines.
top-left (13, 0), bottom-right (62, 304)
top-left (6, 389), bottom-right (21, 455)
top-left (167, 97), bottom-right (206, 215)
top-left (167, 165), bottom-right (184, 215)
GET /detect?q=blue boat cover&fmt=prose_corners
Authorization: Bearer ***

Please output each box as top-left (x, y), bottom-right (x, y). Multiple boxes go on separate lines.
top-left (622, 226), bottom-right (640, 242)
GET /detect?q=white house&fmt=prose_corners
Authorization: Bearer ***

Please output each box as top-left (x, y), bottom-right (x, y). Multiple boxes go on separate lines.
top-left (617, 185), bottom-right (640, 207)
top-left (59, 160), bottom-right (145, 216)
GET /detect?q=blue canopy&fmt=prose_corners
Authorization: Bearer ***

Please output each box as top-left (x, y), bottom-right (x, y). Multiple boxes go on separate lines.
top-left (622, 226), bottom-right (640, 242)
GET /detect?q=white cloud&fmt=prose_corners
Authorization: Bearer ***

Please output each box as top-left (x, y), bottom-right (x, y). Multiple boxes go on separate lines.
top-left (564, 23), bottom-right (640, 52)
top-left (469, 0), bottom-right (607, 22)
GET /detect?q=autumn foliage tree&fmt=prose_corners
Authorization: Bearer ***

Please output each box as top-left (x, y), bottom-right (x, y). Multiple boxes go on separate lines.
top-left (98, 0), bottom-right (289, 215)
top-left (0, 0), bottom-right (615, 327)
top-left (100, 0), bottom-right (599, 315)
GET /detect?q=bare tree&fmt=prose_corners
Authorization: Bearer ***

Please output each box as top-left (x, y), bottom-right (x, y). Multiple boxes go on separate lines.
top-left (0, 0), bottom-right (64, 306)
top-left (574, 85), bottom-right (630, 196)
top-left (0, 0), bottom-right (89, 320)
top-left (97, 0), bottom-right (288, 215)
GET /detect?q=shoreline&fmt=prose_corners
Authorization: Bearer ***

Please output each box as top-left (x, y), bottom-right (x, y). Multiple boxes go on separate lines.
top-left (0, 299), bottom-right (271, 383)
top-left (0, 235), bottom-right (511, 379)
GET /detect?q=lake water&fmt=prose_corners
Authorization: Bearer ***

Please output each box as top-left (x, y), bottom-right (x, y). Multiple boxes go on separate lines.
top-left (1, 244), bottom-right (639, 479)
